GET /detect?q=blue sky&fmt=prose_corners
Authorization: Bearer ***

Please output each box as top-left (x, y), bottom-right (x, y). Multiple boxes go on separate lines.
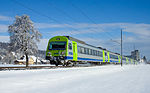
top-left (0, 0), bottom-right (150, 60)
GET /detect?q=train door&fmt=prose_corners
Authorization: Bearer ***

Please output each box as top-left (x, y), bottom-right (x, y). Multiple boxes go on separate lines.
top-left (72, 41), bottom-right (77, 61)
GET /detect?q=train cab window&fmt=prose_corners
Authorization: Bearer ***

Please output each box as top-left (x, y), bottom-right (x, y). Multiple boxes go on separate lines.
top-left (69, 43), bottom-right (72, 50)
top-left (49, 42), bottom-right (66, 50)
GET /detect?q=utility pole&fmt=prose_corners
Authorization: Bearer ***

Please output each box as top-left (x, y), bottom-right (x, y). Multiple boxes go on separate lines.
top-left (121, 29), bottom-right (123, 67)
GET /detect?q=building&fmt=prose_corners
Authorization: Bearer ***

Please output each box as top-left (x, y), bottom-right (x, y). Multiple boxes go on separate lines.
top-left (131, 50), bottom-right (140, 61)
top-left (14, 56), bottom-right (41, 65)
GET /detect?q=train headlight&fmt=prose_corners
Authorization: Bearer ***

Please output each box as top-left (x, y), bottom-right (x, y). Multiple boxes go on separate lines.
top-left (61, 52), bottom-right (65, 55)
top-left (47, 52), bottom-right (51, 56)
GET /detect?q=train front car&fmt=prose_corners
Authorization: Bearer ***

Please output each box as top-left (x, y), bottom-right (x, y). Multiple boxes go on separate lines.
top-left (46, 36), bottom-right (68, 66)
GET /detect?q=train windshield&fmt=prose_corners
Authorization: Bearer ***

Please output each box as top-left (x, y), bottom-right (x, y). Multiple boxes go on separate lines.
top-left (49, 42), bottom-right (66, 50)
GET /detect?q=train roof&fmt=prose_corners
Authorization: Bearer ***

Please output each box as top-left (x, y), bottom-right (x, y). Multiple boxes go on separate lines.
top-left (65, 36), bottom-right (86, 44)
top-left (65, 36), bottom-right (107, 50)
top-left (64, 36), bottom-right (122, 55)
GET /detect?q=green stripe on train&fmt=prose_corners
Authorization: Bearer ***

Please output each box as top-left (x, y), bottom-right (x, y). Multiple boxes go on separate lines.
top-left (131, 59), bottom-right (133, 64)
top-left (103, 50), bottom-right (105, 62)
top-left (126, 57), bottom-right (129, 64)
top-left (118, 55), bottom-right (120, 63)
top-left (72, 41), bottom-right (78, 61)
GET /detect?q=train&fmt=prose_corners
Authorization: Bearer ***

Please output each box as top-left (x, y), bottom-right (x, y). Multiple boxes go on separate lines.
top-left (46, 36), bottom-right (138, 66)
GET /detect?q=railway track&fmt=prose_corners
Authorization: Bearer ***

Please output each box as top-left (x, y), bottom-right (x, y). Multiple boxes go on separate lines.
top-left (0, 65), bottom-right (72, 70)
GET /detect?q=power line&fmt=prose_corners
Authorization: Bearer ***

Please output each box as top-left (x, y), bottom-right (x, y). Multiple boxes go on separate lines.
top-left (12, 0), bottom-right (99, 45)
top-left (69, 1), bottom-right (116, 39)
top-left (46, 0), bottom-right (115, 40)
top-left (43, 0), bottom-right (111, 46)
top-left (11, 0), bottom-right (87, 36)
top-left (12, 0), bottom-right (60, 23)
top-left (12, 0), bottom-right (127, 54)
top-left (46, 0), bottom-right (77, 23)
top-left (45, 0), bottom-right (115, 46)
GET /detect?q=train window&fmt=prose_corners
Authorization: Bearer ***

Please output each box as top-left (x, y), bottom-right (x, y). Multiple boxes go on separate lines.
top-left (123, 57), bottom-right (126, 60)
top-left (105, 52), bottom-right (107, 56)
top-left (84, 48), bottom-right (86, 54)
top-left (115, 55), bottom-right (118, 59)
top-left (86, 48), bottom-right (87, 54)
top-left (69, 43), bottom-right (72, 50)
top-left (98, 51), bottom-right (103, 57)
top-left (113, 55), bottom-right (116, 59)
top-left (97, 51), bottom-right (99, 56)
top-left (100, 51), bottom-right (103, 57)
top-left (89, 49), bottom-right (92, 55)
top-left (84, 48), bottom-right (88, 54)
top-left (81, 47), bottom-right (84, 54)
top-left (93, 50), bottom-right (96, 56)
top-left (87, 48), bottom-right (89, 55)
top-left (109, 54), bottom-right (111, 58)
top-left (90, 49), bottom-right (92, 55)
top-left (96, 51), bottom-right (98, 56)
top-left (112, 55), bottom-right (115, 59)
top-left (95, 50), bottom-right (97, 56)
top-left (110, 54), bottom-right (117, 59)
top-left (96, 51), bottom-right (97, 56)
top-left (114, 55), bottom-right (117, 59)
top-left (77, 46), bottom-right (81, 53)
top-left (89, 49), bottom-right (91, 55)
top-left (95, 51), bottom-right (97, 56)
top-left (92, 50), bottom-right (94, 55)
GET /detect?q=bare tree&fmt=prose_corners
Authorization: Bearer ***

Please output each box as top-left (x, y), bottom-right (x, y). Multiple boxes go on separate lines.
top-left (8, 15), bottom-right (42, 67)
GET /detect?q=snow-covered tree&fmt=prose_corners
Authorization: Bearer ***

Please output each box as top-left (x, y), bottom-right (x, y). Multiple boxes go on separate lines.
top-left (8, 15), bottom-right (42, 67)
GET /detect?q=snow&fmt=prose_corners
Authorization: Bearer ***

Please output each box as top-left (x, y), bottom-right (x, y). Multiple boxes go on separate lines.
top-left (8, 15), bottom-right (41, 59)
top-left (0, 64), bottom-right (150, 93)
top-left (0, 64), bottom-right (55, 67)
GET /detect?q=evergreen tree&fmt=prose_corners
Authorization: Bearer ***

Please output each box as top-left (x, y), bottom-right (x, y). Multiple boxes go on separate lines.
top-left (8, 15), bottom-right (42, 67)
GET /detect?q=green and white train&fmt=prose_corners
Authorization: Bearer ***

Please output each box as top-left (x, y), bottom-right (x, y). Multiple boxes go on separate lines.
top-left (46, 36), bottom-right (137, 66)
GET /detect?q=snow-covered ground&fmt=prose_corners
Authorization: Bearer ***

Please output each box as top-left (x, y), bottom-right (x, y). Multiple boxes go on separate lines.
top-left (0, 64), bottom-right (150, 93)
top-left (0, 64), bottom-right (55, 67)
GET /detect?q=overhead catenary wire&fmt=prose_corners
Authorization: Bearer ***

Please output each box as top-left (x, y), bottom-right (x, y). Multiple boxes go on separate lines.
top-left (12, 0), bottom-right (82, 35)
top-left (45, 0), bottom-right (113, 46)
top-left (12, 0), bottom-right (107, 46)
top-left (12, 0), bottom-right (60, 23)
top-left (12, 0), bottom-right (132, 55)
top-left (69, 1), bottom-right (116, 38)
